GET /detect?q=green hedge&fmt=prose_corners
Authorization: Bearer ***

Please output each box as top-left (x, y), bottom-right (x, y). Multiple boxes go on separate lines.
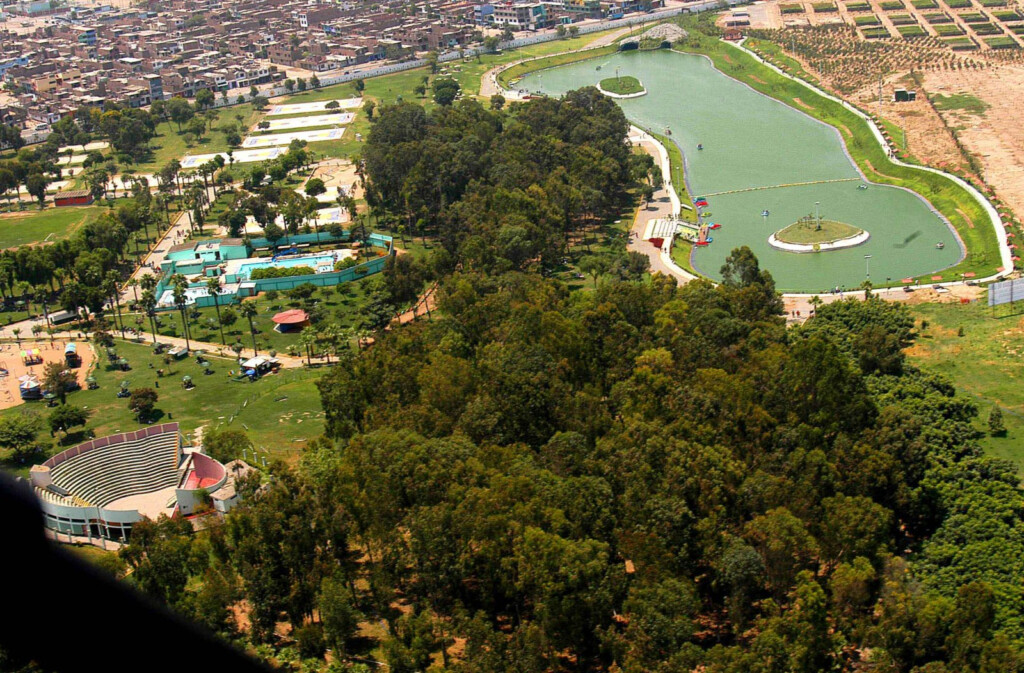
top-left (813, 2), bottom-right (838, 11)
top-left (781, 3), bottom-right (805, 11)
top-left (979, 0), bottom-right (1008, 6)
top-left (935, 23), bottom-right (966, 34)
top-left (891, 13), bottom-right (919, 24)
top-left (943, 0), bottom-right (972, 7)
top-left (911, 0), bottom-right (938, 8)
top-left (845, 1), bottom-right (871, 10)
top-left (960, 12), bottom-right (988, 22)
top-left (675, 37), bottom-right (1001, 281)
top-left (880, 0), bottom-right (905, 8)
top-left (924, 11), bottom-right (953, 22)
top-left (249, 265), bottom-right (316, 280)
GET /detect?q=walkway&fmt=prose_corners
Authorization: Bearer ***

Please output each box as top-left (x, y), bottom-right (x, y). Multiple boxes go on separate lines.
top-left (627, 127), bottom-right (699, 285)
top-left (479, 26), bottom-right (635, 98)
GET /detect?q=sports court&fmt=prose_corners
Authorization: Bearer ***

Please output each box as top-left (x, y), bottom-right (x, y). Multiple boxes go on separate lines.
top-left (241, 128), bottom-right (345, 149)
top-left (179, 148), bottom-right (286, 168)
top-left (261, 113), bottom-right (354, 131)
top-left (266, 98), bottom-right (362, 115)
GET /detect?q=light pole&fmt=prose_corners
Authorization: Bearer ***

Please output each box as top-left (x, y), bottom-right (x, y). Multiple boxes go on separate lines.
top-left (815, 201), bottom-right (821, 230)
top-left (864, 254), bottom-right (872, 280)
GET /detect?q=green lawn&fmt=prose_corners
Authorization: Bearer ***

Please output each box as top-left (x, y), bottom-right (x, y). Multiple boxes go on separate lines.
top-left (600, 75), bottom-right (644, 95)
top-left (931, 91), bottom-right (990, 115)
top-left (775, 218), bottom-right (862, 244)
top-left (0, 339), bottom-right (328, 472)
top-left (675, 32), bottom-right (1001, 282)
top-left (137, 103), bottom-right (259, 172)
top-left (0, 205), bottom-right (106, 249)
top-left (906, 298), bottom-right (1024, 472)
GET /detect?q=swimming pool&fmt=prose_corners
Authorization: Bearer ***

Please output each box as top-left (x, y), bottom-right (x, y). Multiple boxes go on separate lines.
top-left (236, 253), bottom-right (339, 280)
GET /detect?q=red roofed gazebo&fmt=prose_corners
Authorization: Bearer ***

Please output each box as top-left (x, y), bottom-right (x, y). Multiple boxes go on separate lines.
top-left (271, 309), bottom-right (309, 332)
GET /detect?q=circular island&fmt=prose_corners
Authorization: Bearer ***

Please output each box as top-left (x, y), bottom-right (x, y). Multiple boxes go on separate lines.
top-left (768, 217), bottom-right (870, 253)
top-left (597, 75), bottom-right (647, 99)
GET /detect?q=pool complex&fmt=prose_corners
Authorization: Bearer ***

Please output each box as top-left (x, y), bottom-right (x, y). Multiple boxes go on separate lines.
top-left (517, 49), bottom-right (965, 292)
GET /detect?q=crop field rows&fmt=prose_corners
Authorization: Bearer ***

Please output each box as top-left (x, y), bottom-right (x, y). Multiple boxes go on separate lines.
top-left (818, 0), bottom-right (1024, 49)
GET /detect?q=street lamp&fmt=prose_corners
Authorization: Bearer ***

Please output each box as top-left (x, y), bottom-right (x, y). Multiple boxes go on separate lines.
top-left (815, 201), bottom-right (821, 230)
top-left (864, 254), bottom-right (872, 280)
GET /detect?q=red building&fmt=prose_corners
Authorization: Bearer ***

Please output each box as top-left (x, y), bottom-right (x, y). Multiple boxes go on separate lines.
top-left (53, 190), bottom-right (94, 207)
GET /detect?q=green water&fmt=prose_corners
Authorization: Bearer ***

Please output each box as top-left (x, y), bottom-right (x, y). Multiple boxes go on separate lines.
top-left (518, 50), bottom-right (962, 292)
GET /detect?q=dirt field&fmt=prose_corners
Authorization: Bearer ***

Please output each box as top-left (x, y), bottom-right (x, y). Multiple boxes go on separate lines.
top-left (850, 73), bottom-right (973, 176)
top-left (922, 65), bottom-right (1024, 219)
top-left (0, 340), bottom-right (96, 411)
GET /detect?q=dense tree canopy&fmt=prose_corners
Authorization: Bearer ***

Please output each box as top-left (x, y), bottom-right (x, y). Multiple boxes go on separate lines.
top-left (108, 89), bottom-right (1024, 672)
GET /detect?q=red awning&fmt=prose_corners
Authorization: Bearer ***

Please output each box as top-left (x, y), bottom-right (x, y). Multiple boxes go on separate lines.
top-left (271, 309), bottom-right (309, 325)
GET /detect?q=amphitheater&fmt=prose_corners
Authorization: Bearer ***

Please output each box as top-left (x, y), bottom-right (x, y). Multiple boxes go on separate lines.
top-left (29, 424), bottom-right (245, 542)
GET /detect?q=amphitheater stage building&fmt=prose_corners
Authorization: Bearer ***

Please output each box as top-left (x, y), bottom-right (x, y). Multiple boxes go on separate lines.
top-left (28, 424), bottom-right (249, 543)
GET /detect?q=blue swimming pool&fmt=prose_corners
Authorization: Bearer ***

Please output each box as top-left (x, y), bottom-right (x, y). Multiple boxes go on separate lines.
top-left (236, 254), bottom-right (337, 280)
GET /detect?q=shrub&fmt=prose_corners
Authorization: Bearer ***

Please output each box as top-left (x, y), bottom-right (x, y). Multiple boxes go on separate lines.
top-left (249, 266), bottom-right (316, 280)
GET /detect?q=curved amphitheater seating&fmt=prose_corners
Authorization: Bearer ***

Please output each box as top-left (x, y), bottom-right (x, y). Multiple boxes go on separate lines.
top-left (47, 424), bottom-right (181, 508)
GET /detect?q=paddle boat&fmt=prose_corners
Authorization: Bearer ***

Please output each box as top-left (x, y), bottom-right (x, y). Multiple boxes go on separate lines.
top-left (762, 209), bottom-right (770, 217)
top-left (936, 242), bottom-right (945, 250)
top-left (697, 143), bottom-right (703, 151)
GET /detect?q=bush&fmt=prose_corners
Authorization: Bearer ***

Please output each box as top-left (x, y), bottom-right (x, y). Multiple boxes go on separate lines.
top-left (334, 257), bottom-right (359, 271)
top-left (989, 406), bottom-right (1006, 436)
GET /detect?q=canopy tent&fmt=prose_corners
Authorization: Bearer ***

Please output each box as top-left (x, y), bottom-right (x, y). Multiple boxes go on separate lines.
top-left (271, 309), bottom-right (309, 332)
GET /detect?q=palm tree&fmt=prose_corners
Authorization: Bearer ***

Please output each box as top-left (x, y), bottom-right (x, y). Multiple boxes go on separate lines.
top-left (206, 276), bottom-right (226, 345)
top-left (140, 289), bottom-right (158, 344)
top-left (240, 301), bottom-right (259, 357)
top-left (12, 327), bottom-right (21, 345)
top-left (128, 277), bottom-right (140, 305)
top-left (105, 271), bottom-right (125, 339)
top-left (298, 329), bottom-right (317, 365)
top-left (171, 274), bottom-right (192, 351)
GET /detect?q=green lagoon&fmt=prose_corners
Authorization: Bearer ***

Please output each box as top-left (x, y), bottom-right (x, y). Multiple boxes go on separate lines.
top-left (517, 49), bottom-right (965, 292)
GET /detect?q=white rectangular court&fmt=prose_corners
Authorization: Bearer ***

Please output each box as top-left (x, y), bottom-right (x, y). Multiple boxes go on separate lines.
top-left (179, 147), bottom-right (286, 169)
top-left (242, 128), bottom-right (345, 148)
top-left (261, 113), bottom-right (355, 131)
top-left (266, 99), bottom-right (362, 115)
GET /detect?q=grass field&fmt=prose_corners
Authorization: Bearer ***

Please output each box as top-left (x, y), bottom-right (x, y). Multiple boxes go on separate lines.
top-left (499, 44), bottom-right (620, 89)
top-left (898, 24), bottom-right (929, 36)
top-left (906, 298), bottom-right (1024, 471)
top-left (600, 75), bottom-right (644, 94)
top-left (675, 33), bottom-right (1002, 283)
top-left (855, 14), bottom-right (883, 25)
top-left (0, 339), bottom-right (327, 474)
top-left (0, 205), bottom-right (106, 249)
top-left (137, 104), bottom-right (260, 172)
top-left (931, 91), bottom-right (990, 114)
top-left (775, 218), bottom-right (863, 244)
